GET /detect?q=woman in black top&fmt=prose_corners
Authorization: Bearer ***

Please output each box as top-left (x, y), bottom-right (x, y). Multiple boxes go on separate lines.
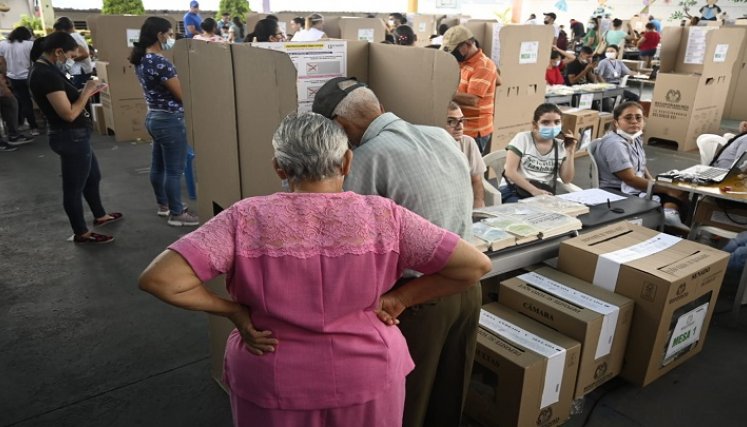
top-left (28, 32), bottom-right (122, 244)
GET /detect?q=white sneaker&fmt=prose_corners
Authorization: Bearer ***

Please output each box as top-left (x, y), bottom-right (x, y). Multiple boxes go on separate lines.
top-left (168, 210), bottom-right (200, 227)
top-left (664, 208), bottom-right (690, 232)
top-left (157, 204), bottom-right (188, 217)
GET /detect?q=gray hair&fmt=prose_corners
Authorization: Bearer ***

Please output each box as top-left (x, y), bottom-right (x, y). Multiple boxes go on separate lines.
top-left (332, 80), bottom-right (381, 120)
top-left (272, 112), bottom-right (349, 183)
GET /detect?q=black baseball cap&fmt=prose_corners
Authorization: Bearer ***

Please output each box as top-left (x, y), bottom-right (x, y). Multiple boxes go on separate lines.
top-left (544, 12), bottom-right (557, 20)
top-left (312, 77), bottom-right (366, 119)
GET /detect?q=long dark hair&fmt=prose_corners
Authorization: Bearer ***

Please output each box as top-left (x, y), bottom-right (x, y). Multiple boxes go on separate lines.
top-left (244, 18), bottom-right (278, 43)
top-left (128, 17), bottom-right (171, 65)
top-left (393, 25), bottom-right (416, 46)
top-left (41, 31), bottom-right (78, 54)
top-left (8, 26), bottom-right (33, 43)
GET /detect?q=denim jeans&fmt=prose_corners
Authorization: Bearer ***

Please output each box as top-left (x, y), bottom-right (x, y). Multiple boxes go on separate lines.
top-left (48, 127), bottom-right (106, 235)
top-left (474, 133), bottom-right (492, 155)
top-left (9, 78), bottom-right (38, 129)
top-left (0, 95), bottom-right (20, 138)
top-left (145, 110), bottom-right (188, 216)
top-left (498, 185), bottom-right (521, 204)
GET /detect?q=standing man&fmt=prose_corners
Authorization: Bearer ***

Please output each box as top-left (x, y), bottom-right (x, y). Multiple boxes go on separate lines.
top-left (442, 25), bottom-right (499, 154)
top-left (544, 12), bottom-right (560, 46)
top-left (313, 77), bottom-right (479, 427)
top-left (183, 1), bottom-right (203, 38)
top-left (53, 17), bottom-right (92, 89)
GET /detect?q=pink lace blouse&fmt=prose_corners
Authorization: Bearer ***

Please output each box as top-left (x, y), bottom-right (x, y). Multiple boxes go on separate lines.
top-left (168, 192), bottom-right (459, 410)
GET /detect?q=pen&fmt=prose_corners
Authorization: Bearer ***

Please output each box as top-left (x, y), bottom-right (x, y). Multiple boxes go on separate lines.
top-left (607, 198), bottom-right (611, 209)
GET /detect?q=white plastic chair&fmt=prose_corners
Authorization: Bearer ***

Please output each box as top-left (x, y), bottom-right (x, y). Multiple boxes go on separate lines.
top-left (696, 134), bottom-right (727, 165)
top-left (584, 139), bottom-right (601, 188)
top-left (482, 150), bottom-right (507, 205)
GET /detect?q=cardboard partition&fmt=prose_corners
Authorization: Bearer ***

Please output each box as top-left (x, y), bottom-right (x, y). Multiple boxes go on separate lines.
top-left (693, 196), bottom-right (747, 233)
top-left (466, 303), bottom-right (581, 427)
top-left (557, 222), bottom-right (729, 386)
top-left (368, 43), bottom-right (459, 128)
top-left (408, 14), bottom-right (437, 46)
top-left (471, 23), bottom-right (554, 151)
top-left (499, 267), bottom-right (634, 398)
top-left (323, 16), bottom-right (343, 39)
top-left (91, 103), bottom-right (107, 136)
top-left (562, 110), bottom-right (599, 149)
top-left (173, 40), bottom-right (243, 221)
top-left (176, 39), bottom-right (459, 387)
top-left (339, 17), bottom-right (387, 43)
top-left (88, 15), bottom-right (177, 66)
top-left (724, 27), bottom-right (747, 120)
top-left (95, 60), bottom-right (143, 101)
top-left (596, 112), bottom-right (614, 139)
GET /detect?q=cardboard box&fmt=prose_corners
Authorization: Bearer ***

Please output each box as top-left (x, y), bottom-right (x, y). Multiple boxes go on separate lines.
top-left (557, 222), bottom-right (729, 386)
top-left (88, 15), bottom-right (177, 65)
top-left (339, 17), bottom-right (386, 43)
top-left (692, 196), bottom-right (747, 233)
top-left (499, 267), bottom-right (634, 398)
top-left (408, 14), bottom-right (437, 47)
top-left (100, 94), bottom-right (150, 142)
top-left (465, 22), bottom-right (554, 151)
top-left (91, 103), bottom-right (107, 136)
top-left (646, 27), bottom-right (746, 151)
top-left (95, 61), bottom-right (143, 104)
top-left (173, 39), bottom-right (460, 387)
top-left (596, 112), bottom-right (614, 139)
top-left (562, 109), bottom-right (599, 148)
top-left (466, 303), bottom-right (581, 427)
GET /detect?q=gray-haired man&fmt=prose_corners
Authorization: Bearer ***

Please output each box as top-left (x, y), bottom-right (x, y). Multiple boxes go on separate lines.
top-left (312, 77), bottom-right (480, 427)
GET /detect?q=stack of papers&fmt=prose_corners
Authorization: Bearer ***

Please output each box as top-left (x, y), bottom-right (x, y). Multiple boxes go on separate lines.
top-left (471, 204), bottom-right (583, 251)
top-left (518, 195), bottom-right (590, 217)
top-left (557, 189), bottom-right (627, 206)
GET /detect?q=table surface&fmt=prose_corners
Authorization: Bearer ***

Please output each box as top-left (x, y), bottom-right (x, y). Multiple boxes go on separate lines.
top-left (655, 175), bottom-right (747, 203)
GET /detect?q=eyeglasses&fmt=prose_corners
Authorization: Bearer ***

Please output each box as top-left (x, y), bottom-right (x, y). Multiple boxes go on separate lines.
top-left (621, 114), bottom-right (645, 122)
top-left (447, 117), bottom-right (464, 127)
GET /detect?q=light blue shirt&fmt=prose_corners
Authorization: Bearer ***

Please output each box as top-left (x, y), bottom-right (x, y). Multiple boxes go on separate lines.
top-left (343, 112), bottom-right (473, 238)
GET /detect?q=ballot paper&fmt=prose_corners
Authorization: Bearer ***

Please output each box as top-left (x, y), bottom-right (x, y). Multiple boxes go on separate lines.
top-left (557, 189), bottom-right (627, 206)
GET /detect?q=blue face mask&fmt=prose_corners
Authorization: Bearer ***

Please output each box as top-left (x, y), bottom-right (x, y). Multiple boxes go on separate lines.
top-left (538, 125), bottom-right (562, 140)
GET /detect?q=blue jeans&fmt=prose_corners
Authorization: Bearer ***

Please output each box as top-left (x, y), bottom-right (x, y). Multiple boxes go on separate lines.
top-left (498, 185), bottom-right (521, 204)
top-left (724, 231), bottom-right (747, 287)
top-left (145, 110), bottom-right (188, 216)
top-left (474, 133), bottom-right (492, 155)
top-left (48, 127), bottom-right (106, 235)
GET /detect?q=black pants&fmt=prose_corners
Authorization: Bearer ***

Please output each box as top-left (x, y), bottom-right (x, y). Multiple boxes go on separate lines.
top-left (9, 78), bottom-right (38, 129)
top-left (48, 127), bottom-right (106, 235)
top-left (0, 95), bottom-right (19, 138)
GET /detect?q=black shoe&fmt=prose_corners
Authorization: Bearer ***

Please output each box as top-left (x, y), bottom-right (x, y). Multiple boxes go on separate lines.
top-left (0, 144), bottom-right (18, 152)
top-left (8, 135), bottom-right (34, 146)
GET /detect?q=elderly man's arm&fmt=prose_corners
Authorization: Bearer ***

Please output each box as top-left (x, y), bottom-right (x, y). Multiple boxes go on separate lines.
top-left (139, 250), bottom-right (279, 355)
top-left (471, 174), bottom-right (485, 208)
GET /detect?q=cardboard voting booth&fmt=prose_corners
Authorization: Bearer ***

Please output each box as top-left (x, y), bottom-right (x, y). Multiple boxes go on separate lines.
top-left (173, 39), bottom-right (459, 386)
top-left (88, 15), bottom-right (177, 142)
top-left (558, 222), bottom-right (729, 386)
top-left (723, 27), bottom-right (747, 120)
top-left (465, 22), bottom-right (554, 151)
top-left (339, 17), bottom-right (387, 43)
top-left (646, 27), bottom-right (746, 151)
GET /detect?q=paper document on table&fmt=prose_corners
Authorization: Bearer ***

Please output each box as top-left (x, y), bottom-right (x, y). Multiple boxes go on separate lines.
top-left (557, 189), bottom-right (627, 206)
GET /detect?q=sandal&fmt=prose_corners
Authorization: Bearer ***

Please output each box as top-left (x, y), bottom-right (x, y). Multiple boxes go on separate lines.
top-left (72, 232), bottom-right (114, 244)
top-left (93, 212), bottom-right (123, 227)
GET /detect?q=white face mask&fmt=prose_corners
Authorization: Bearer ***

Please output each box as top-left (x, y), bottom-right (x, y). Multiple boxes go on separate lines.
top-left (65, 57), bottom-right (75, 71)
top-left (552, 60), bottom-right (561, 67)
top-left (617, 129), bottom-right (643, 140)
top-left (588, 23), bottom-right (595, 29)
top-left (161, 37), bottom-right (175, 51)
top-left (605, 52), bottom-right (616, 59)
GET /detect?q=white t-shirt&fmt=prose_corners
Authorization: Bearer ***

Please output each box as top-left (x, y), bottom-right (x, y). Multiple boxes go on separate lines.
top-left (291, 27), bottom-right (325, 42)
top-left (0, 40), bottom-right (33, 79)
top-left (457, 135), bottom-right (487, 176)
top-left (504, 131), bottom-right (567, 185)
top-left (70, 32), bottom-right (93, 75)
top-left (553, 24), bottom-right (560, 38)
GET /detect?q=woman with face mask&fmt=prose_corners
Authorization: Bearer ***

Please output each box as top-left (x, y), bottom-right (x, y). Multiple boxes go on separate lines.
top-left (130, 17), bottom-right (199, 227)
top-left (582, 17), bottom-right (600, 51)
top-left (499, 103), bottom-right (578, 203)
top-left (28, 32), bottom-right (122, 243)
top-left (594, 101), bottom-right (690, 231)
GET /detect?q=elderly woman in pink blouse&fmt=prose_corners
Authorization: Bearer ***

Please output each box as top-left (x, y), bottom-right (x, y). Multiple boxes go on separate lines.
top-left (139, 112), bottom-right (490, 427)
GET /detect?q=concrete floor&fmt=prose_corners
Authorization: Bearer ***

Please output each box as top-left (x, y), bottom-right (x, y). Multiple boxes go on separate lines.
top-left (1, 126), bottom-right (746, 427)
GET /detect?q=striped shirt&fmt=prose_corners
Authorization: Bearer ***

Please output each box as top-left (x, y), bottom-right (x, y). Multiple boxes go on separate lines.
top-left (458, 49), bottom-right (497, 138)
